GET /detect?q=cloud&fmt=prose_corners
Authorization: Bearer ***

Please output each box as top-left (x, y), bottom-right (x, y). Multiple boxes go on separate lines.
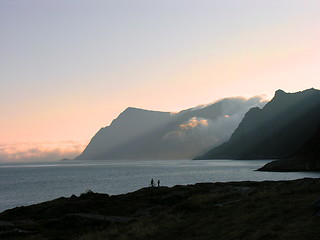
top-left (163, 117), bottom-right (209, 140)
top-left (179, 117), bottom-right (209, 130)
top-left (0, 141), bottom-right (87, 162)
top-left (161, 96), bottom-right (268, 158)
top-left (185, 95), bottom-right (270, 112)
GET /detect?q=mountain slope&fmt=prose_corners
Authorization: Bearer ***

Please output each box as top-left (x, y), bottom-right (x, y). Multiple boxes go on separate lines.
top-left (76, 107), bottom-right (172, 160)
top-left (258, 126), bottom-right (320, 172)
top-left (196, 88), bottom-right (320, 160)
top-left (76, 97), bottom-right (265, 160)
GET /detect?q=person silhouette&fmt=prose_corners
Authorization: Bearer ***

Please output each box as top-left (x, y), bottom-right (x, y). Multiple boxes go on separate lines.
top-left (157, 180), bottom-right (160, 187)
top-left (150, 178), bottom-right (154, 187)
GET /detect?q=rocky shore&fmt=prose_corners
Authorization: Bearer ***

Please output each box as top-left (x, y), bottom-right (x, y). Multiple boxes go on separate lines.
top-left (258, 126), bottom-right (320, 172)
top-left (1, 178), bottom-right (320, 240)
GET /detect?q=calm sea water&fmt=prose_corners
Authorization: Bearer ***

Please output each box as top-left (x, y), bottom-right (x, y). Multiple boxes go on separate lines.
top-left (1, 159), bottom-right (319, 213)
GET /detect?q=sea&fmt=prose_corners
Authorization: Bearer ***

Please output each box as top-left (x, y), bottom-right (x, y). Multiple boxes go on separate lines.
top-left (1, 159), bottom-right (320, 213)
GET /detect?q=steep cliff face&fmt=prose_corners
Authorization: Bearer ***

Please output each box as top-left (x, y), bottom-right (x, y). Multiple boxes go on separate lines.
top-left (258, 126), bottom-right (320, 172)
top-left (196, 88), bottom-right (320, 160)
top-left (75, 107), bottom-right (172, 160)
top-left (75, 97), bottom-right (265, 160)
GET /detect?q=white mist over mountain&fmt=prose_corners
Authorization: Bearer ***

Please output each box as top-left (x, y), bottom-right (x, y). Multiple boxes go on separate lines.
top-left (76, 96), bottom-right (267, 160)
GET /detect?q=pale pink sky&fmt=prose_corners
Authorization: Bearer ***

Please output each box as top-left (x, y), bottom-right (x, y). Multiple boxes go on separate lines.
top-left (0, 0), bottom-right (319, 161)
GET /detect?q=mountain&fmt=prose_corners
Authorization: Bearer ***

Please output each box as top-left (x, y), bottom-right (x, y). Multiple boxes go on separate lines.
top-left (75, 97), bottom-right (266, 160)
top-left (195, 88), bottom-right (320, 160)
top-left (258, 125), bottom-right (320, 172)
top-left (75, 107), bottom-right (172, 160)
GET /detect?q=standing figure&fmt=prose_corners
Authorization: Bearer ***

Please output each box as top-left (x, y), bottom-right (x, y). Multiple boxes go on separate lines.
top-left (150, 178), bottom-right (154, 187)
top-left (157, 180), bottom-right (160, 187)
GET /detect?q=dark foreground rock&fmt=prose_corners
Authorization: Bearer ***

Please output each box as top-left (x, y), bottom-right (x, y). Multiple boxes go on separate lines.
top-left (1, 178), bottom-right (320, 240)
top-left (258, 126), bottom-right (320, 172)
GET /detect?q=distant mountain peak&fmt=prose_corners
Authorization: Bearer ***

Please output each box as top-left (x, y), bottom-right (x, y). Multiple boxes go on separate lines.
top-left (125, 106), bottom-right (139, 111)
top-left (273, 88), bottom-right (318, 98)
top-left (123, 107), bottom-right (170, 114)
top-left (275, 89), bottom-right (286, 96)
top-left (123, 107), bottom-right (146, 112)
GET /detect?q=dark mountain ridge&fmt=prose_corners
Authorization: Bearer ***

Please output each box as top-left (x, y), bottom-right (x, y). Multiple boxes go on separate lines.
top-left (196, 88), bottom-right (320, 160)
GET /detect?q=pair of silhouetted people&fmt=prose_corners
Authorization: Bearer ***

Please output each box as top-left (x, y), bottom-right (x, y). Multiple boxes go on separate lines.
top-left (150, 178), bottom-right (160, 187)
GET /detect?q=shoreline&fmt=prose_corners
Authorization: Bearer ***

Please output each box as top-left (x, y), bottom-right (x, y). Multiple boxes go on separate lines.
top-left (1, 177), bottom-right (320, 240)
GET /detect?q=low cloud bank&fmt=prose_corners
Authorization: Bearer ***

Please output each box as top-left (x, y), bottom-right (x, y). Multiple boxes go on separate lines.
top-left (0, 141), bottom-right (87, 162)
top-left (179, 117), bottom-right (209, 130)
top-left (161, 96), bottom-right (267, 158)
top-left (163, 117), bottom-right (209, 140)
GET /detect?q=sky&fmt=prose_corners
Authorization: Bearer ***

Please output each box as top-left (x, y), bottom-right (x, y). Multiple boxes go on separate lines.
top-left (0, 0), bottom-right (319, 162)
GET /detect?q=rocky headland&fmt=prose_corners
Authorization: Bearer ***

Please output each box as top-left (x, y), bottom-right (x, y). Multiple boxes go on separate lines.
top-left (258, 126), bottom-right (320, 172)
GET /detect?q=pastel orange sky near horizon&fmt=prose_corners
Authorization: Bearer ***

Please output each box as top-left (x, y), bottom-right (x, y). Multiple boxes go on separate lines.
top-left (0, 0), bottom-right (319, 161)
